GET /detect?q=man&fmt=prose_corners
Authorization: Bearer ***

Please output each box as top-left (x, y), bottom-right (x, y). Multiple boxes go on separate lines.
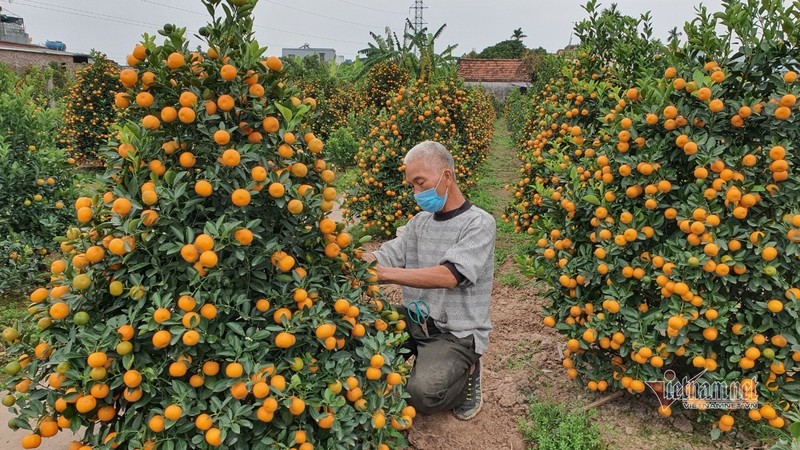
top-left (363, 141), bottom-right (496, 421)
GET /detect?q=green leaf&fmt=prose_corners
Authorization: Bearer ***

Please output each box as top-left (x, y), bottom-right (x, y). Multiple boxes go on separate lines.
top-left (227, 322), bottom-right (246, 336)
top-left (582, 194), bottom-right (601, 206)
top-left (275, 103), bottom-right (293, 124)
top-left (790, 421), bottom-right (800, 438)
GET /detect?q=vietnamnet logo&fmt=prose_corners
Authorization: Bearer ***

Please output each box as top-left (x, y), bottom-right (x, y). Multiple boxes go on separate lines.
top-left (646, 369), bottom-right (759, 410)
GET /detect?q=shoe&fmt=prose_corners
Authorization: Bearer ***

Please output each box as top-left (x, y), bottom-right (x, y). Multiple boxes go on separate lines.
top-left (453, 359), bottom-right (482, 420)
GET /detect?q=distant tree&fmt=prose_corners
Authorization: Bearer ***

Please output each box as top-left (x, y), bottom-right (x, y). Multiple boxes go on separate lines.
top-left (477, 39), bottom-right (526, 59)
top-left (523, 47), bottom-right (556, 84)
top-left (332, 59), bottom-right (363, 82)
top-left (410, 23), bottom-right (457, 82)
top-left (512, 28), bottom-right (527, 41)
top-left (281, 54), bottom-right (334, 99)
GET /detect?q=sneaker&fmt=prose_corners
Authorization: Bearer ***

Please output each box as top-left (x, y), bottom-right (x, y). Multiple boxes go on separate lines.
top-left (453, 359), bottom-right (482, 420)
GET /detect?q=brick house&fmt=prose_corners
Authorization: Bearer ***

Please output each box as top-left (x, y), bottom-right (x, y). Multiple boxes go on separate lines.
top-left (1, 10), bottom-right (91, 73)
top-left (0, 41), bottom-right (92, 73)
top-left (457, 58), bottom-right (532, 101)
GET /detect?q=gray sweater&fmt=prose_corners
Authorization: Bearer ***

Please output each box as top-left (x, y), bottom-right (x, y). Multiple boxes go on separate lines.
top-left (373, 201), bottom-right (496, 354)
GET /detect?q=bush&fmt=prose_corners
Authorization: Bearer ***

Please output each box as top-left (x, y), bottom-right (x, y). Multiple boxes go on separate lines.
top-left (346, 78), bottom-right (495, 236)
top-left (0, 64), bottom-right (76, 296)
top-left (506, 0), bottom-right (800, 434)
top-left (0, 73), bottom-right (75, 255)
top-left (1, 2), bottom-right (414, 449)
top-left (0, 62), bottom-right (72, 109)
top-left (313, 81), bottom-right (364, 140)
top-left (0, 239), bottom-right (47, 296)
top-left (325, 126), bottom-right (360, 169)
top-left (59, 52), bottom-right (122, 164)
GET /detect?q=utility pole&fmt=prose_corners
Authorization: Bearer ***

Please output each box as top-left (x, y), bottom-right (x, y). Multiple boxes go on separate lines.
top-left (409, 0), bottom-right (427, 33)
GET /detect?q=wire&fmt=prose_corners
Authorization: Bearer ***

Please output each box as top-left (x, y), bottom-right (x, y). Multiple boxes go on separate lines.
top-left (331, 0), bottom-right (405, 14)
top-left (12, 0), bottom-right (169, 30)
top-left (132, 0), bottom-right (371, 45)
top-left (262, 0), bottom-right (382, 29)
top-left (11, 0), bottom-right (368, 60)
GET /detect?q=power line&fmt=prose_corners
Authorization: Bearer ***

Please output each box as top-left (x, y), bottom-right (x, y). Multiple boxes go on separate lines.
top-left (10, 0), bottom-right (369, 60)
top-left (263, 0), bottom-right (383, 29)
top-left (13, 0), bottom-right (166, 30)
top-left (331, 0), bottom-right (404, 15)
top-left (133, 0), bottom-right (369, 46)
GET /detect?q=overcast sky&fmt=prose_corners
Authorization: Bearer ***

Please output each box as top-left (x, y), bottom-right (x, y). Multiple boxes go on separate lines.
top-left (3, 0), bottom-right (728, 64)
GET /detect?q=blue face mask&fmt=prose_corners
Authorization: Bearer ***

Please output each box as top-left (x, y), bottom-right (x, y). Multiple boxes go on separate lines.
top-left (414, 170), bottom-right (449, 212)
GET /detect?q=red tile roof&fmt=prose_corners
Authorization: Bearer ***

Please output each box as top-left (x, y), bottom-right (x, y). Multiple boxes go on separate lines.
top-left (457, 58), bottom-right (531, 83)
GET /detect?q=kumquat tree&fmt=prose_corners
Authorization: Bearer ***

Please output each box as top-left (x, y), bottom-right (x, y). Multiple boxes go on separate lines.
top-left (506, 0), bottom-right (800, 436)
top-left (60, 52), bottom-right (123, 165)
top-left (346, 80), bottom-right (495, 236)
top-left (1, 0), bottom-right (414, 448)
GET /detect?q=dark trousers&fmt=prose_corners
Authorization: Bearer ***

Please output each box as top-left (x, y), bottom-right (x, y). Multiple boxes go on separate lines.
top-left (397, 305), bottom-right (481, 414)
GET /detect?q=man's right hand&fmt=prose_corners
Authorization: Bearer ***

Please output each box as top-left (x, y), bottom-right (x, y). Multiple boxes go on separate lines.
top-left (362, 252), bottom-right (376, 263)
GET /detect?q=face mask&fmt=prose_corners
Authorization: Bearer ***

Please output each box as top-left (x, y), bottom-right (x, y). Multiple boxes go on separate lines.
top-left (414, 170), bottom-right (449, 212)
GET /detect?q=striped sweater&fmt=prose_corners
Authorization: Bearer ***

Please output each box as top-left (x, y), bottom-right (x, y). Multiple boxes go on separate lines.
top-left (374, 201), bottom-right (495, 354)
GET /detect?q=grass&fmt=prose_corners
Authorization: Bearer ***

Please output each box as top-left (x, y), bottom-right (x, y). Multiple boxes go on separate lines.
top-left (517, 398), bottom-right (604, 450)
top-left (470, 119), bottom-right (530, 268)
top-left (498, 271), bottom-right (523, 288)
top-left (503, 338), bottom-right (536, 372)
top-left (332, 166), bottom-right (358, 194)
top-left (0, 294), bottom-right (28, 336)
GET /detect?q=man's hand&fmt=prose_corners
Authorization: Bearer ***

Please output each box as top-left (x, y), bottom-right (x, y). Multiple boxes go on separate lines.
top-left (362, 252), bottom-right (377, 263)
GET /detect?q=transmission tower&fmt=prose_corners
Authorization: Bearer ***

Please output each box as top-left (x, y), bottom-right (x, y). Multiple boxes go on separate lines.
top-left (409, 0), bottom-right (427, 33)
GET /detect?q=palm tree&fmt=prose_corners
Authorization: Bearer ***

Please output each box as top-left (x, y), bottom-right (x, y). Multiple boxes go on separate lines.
top-left (512, 28), bottom-right (527, 41)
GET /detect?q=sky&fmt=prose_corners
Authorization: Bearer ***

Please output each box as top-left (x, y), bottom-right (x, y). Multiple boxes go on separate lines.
top-left (1, 0), bottom-right (729, 64)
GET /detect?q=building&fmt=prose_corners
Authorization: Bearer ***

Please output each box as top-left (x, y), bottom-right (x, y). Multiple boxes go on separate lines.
top-left (556, 44), bottom-right (578, 56)
top-left (0, 8), bottom-right (92, 73)
top-left (457, 58), bottom-right (532, 101)
top-left (1, 10), bottom-right (30, 44)
top-left (0, 41), bottom-right (92, 73)
top-left (282, 44), bottom-right (336, 63)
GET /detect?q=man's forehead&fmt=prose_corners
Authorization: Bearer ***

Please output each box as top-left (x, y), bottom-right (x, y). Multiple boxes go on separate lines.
top-left (405, 160), bottom-right (430, 179)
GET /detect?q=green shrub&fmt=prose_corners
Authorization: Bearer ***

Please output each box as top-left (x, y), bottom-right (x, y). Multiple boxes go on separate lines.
top-left (0, 239), bottom-right (47, 296)
top-left (0, 82), bottom-right (75, 249)
top-left (325, 126), bottom-right (360, 169)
